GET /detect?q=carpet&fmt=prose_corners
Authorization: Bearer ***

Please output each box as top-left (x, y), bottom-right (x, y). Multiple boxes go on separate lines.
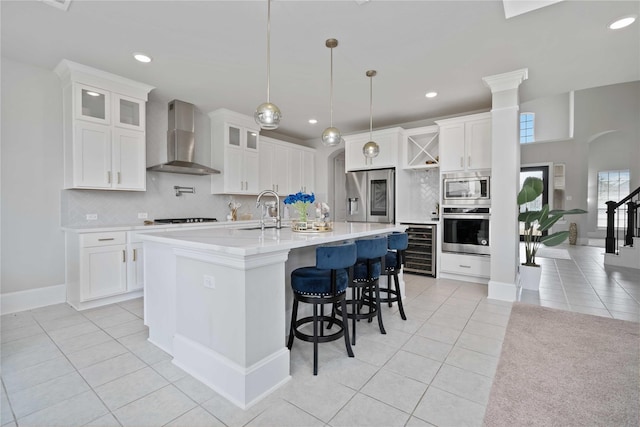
top-left (483, 303), bottom-right (639, 427)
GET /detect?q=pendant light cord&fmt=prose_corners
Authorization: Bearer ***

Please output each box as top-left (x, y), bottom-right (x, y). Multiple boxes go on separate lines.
top-left (329, 46), bottom-right (334, 127)
top-left (369, 74), bottom-right (373, 140)
top-left (266, 0), bottom-right (271, 103)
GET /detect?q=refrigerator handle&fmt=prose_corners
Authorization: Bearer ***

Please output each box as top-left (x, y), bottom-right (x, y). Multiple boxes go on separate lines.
top-left (348, 197), bottom-right (359, 215)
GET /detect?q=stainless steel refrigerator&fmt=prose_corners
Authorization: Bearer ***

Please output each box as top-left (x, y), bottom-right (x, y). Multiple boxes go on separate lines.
top-left (346, 168), bottom-right (395, 223)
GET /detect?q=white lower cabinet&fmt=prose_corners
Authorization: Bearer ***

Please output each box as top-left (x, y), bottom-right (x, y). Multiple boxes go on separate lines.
top-left (66, 230), bottom-right (144, 310)
top-left (440, 252), bottom-right (490, 279)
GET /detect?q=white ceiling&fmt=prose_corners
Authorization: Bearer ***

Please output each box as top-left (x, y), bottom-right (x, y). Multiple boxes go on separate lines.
top-left (2, 0), bottom-right (638, 141)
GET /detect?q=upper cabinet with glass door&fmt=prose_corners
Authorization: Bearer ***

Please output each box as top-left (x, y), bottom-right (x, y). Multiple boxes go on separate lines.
top-left (55, 60), bottom-right (154, 191)
top-left (75, 84), bottom-right (111, 124)
top-left (114, 94), bottom-right (145, 131)
top-left (74, 84), bottom-right (145, 132)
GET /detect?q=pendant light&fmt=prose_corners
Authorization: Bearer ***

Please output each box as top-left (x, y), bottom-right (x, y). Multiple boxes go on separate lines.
top-left (254, 0), bottom-right (282, 130)
top-left (362, 70), bottom-right (380, 162)
top-left (321, 38), bottom-right (343, 147)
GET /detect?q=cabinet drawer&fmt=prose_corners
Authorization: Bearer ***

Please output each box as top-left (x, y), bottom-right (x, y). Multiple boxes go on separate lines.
top-left (440, 253), bottom-right (489, 278)
top-left (81, 232), bottom-right (126, 247)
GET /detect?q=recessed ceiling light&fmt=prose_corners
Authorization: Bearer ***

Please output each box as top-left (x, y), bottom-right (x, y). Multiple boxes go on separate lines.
top-left (425, 91), bottom-right (438, 98)
top-left (608, 15), bottom-right (637, 30)
top-left (133, 53), bottom-right (152, 63)
top-left (308, 119), bottom-right (318, 124)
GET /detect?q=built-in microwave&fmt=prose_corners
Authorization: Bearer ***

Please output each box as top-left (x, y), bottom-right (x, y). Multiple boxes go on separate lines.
top-left (442, 172), bottom-right (490, 205)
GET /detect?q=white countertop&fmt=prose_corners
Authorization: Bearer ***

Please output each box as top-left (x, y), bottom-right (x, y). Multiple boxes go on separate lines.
top-left (138, 222), bottom-right (405, 256)
top-left (61, 219), bottom-right (260, 233)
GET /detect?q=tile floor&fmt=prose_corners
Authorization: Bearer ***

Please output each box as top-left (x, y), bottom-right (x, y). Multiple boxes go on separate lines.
top-left (1, 243), bottom-right (638, 427)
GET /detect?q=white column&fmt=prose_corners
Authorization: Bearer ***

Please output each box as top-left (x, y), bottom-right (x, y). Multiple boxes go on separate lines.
top-left (482, 69), bottom-right (528, 301)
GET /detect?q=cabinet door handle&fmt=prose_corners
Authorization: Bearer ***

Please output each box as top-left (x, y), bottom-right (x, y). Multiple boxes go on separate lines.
top-left (122, 250), bottom-right (126, 263)
top-left (276, 184), bottom-right (279, 192)
top-left (459, 264), bottom-right (471, 268)
top-left (468, 156), bottom-right (471, 167)
top-left (117, 172), bottom-right (121, 184)
top-left (107, 171), bottom-right (112, 183)
top-left (98, 238), bottom-right (115, 241)
top-left (133, 248), bottom-right (137, 262)
top-left (460, 157), bottom-right (463, 168)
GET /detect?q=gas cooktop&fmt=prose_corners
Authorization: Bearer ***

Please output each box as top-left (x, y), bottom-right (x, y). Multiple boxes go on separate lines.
top-left (153, 218), bottom-right (218, 224)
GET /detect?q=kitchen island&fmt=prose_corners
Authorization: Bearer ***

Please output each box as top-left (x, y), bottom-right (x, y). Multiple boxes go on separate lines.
top-left (139, 222), bottom-right (404, 409)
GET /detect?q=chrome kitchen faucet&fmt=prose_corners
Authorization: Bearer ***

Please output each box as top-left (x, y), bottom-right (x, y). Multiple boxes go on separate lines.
top-left (256, 190), bottom-right (281, 230)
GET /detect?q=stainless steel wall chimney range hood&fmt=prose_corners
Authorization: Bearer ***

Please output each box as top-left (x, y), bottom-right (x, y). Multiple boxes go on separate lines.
top-left (147, 100), bottom-right (220, 175)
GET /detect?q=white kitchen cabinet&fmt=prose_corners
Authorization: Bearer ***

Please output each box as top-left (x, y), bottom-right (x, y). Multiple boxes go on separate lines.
top-left (55, 60), bottom-right (153, 191)
top-left (259, 137), bottom-right (290, 194)
top-left (66, 230), bottom-right (146, 310)
top-left (440, 252), bottom-right (490, 279)
top-left (344, 127), bottom-right (401, 172)
top-left (288, 144), bottom-right (315, 195)
top-left (436, 112), bottom-right (491, 173)
top-left (259, 137), bottom-right (316, 196)
top-left (403, 126), bottom-right (439, 169)
top-left (210, 108), bottom-right (261, 194)
top-left (127, 238), bottom-right (145, 292)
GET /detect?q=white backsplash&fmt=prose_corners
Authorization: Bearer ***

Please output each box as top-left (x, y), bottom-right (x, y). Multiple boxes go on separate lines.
top-left (61, 174), bottom-right (263, 226)
top-left (408, 168), bottom-right (440, 219)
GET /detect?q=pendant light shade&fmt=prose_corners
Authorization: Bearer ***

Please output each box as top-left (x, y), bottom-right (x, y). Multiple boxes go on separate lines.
top-left (363, 70), bottom-right (379, 160)
top-left (255, 0), bottom-right (281, 130)
top-left (322, 38), bottom-right (343, 147)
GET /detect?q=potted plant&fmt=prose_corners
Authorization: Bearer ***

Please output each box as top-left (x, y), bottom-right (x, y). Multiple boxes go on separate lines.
top-left (518, 176), bottom-right (586, 290)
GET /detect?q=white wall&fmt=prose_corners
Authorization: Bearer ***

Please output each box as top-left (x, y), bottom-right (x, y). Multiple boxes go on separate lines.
top-left (522, 81), bottom-right (640, 240)
top-left (520, 92), bottom-right (572, 142)
top-left (1, 58), bottom-right (65, 294)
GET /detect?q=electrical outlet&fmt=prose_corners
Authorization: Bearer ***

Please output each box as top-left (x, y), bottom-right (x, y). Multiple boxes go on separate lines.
top-left (86, 214), bottom-right (98, 220)
top-left (138, 213), bottom-right (148, 219)
top-left (203, 275), bottom-right (216, 289)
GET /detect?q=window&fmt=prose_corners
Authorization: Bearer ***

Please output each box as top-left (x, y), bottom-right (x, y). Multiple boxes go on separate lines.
top-left (520, 112), bottom-right (535, 143)
top-left (597, 170), bottom-right (630, 227)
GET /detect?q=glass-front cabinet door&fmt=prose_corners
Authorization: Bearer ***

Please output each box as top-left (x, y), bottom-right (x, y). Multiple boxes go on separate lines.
top-left (114, 94), bottom-right (145, 131)
top-left (75, 84), bottom-right (110, 124)
top-left (246, 129), bottom-right (258, 151)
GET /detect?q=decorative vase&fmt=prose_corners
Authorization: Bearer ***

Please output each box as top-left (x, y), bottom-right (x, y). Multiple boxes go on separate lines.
top-left (569, 222), bottom-right (577, 245)
top-left (520, 264), bottom-right (542, 291)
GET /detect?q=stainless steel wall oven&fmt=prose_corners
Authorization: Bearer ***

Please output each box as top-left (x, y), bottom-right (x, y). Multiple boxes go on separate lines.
top-left (442, 207), bottom-right (490, 255)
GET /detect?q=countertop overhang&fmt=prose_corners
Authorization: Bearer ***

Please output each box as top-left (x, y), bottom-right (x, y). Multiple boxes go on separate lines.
top-left (138, 222), bottom-right (405, 257)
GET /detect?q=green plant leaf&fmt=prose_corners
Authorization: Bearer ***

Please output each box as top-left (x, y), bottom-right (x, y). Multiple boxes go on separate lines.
top-left (538, 213), bottom-right (564, 232)
top-left (518, 177), bottom-right (544, 205)
top-left (541, 231), bottom-right (570, 246)
top-left (518, 210), bottom-right (541, 224)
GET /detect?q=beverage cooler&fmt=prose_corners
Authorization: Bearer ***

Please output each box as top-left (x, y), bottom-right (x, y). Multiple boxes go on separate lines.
top-left (402, 224), bottom-right (436, 276)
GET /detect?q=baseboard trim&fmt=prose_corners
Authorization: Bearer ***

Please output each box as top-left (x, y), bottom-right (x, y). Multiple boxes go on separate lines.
top-left (1, 284), bottom-right (66, 314)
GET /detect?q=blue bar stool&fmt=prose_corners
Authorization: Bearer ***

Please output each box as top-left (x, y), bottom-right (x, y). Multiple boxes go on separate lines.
top-left (381, 232), bottom-right (409, 320)
top-left (337, 236), bottom-right (388, 345)
top-left (287, 242), bottom-right (357, 375)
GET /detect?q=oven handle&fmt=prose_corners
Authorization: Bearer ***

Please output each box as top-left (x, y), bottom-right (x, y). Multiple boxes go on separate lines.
top-left (442, 214), bottom-right (490, 220)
